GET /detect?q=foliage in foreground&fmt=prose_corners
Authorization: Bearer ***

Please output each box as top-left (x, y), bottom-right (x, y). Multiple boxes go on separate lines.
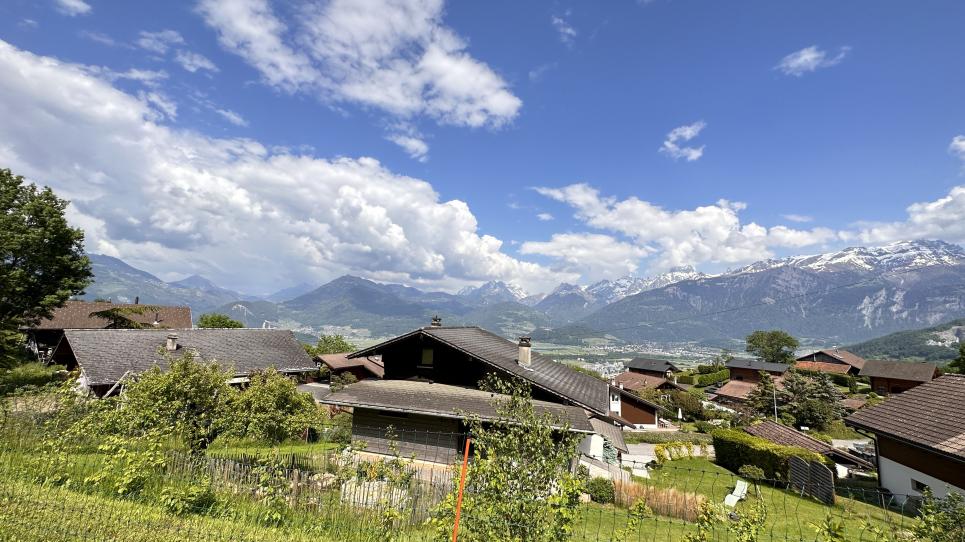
top-left (428, 376), bottom-right (585, 542)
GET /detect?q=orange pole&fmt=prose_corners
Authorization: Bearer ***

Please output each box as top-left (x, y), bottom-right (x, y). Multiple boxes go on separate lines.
top-left (451, 437), bottom-right (472, 542)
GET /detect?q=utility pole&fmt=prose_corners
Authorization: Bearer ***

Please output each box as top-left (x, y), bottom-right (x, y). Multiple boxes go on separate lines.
top-left (773, 385), bottom-right (779, 422)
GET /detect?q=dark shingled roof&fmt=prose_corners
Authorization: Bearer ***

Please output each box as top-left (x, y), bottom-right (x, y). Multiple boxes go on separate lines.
top-left (351, 326), bottom-right (628, 415)
top-left (847, 374), bottom-right (965, 462)
top-left (726, 358), bottom-right (791, 374)
top-left (589, 418), bottom-right (629, 453)
top-left (796, 349), bottom-right (866, 370)
top-left (858, 359), bottom-right (938, 383)
top-left (744, 420), bottom-right (872, 468)
top-left (30, 300), bottom-right (192, 330)
top-left (318, 353), bottom-right (384, 378)
top-left (614, 371), bottom-right (679, 392)
top-left (58, 328), bottom-right (316, 386)
top-left (626, 358), bottom-right (681, 373)
top-left (321, 380), bottom-right (594, 432)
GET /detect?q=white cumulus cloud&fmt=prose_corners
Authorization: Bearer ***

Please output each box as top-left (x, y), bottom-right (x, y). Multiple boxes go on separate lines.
top-left (534, 183), bottom-right (838, 273)
top-left (0, 39), bottom-right (559, 293)
top-left (776, 45), bottom-right (850, 77)
top-left (198, 0), bottom-right (521, 129)
top-left (660, 121), bottom-right (706, 162)
top-left (174, 50), bottom-right (219, 73)
top-left (950, 135), bottom-right (965, 164)
top-left (54, 0), bottom-right (91, 16)
top-left (536, 213), bottom-right (554, 221)
top-left (852, 185), bottom-right (965, 245)
top-left (521, 233), bottom-right (650, 283)
top-left (386, 133), bottom-right (430, 163)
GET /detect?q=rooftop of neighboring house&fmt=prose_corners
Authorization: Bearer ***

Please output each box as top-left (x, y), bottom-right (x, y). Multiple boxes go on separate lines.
top-left (796, 349), bottom-right (867, 370)
top-left (714, 378), bottom-right (785, 402)
top-left (588, 418), bottom-right (629, 453)
top-left (625, 358), bottom-right (681, 373)
top-left (28, 300), bottom-right (192, 330)
top-left (317, 353), bottom-right (384, 378)
top-left (320, 379), bottom-right (595, 432)
top-left (613, 371), bottom-right (678, 392)
top-left (350, 324), bottom-right (662, 418)
top-left (744, 420), bottom-right (873, 469)
top-left (857, 359), bottom-right (939, 383)
top-left (725, 358), bottom-right (791, 374)
top-left (846, 374), bottom-right (965, 462)
top-left (53, 328), bottom-right (316, 387)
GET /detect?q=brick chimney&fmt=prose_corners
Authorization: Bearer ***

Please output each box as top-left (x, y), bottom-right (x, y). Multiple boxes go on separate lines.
top-left (165, 333), bottom-right (178, 352)
top-left (517, 337), bottom-right (532, 369)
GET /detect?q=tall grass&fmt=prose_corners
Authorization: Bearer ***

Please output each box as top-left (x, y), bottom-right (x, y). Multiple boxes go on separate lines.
top-left (614, 479), bottom-right (707, 522)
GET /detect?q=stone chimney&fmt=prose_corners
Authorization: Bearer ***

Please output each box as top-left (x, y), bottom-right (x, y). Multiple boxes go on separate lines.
top-left (517, 337), bottom-right (532, 369)
top-left (165, 333), bottom-right (178, 352)
top-left (430, 315), bottom-right (442, 327)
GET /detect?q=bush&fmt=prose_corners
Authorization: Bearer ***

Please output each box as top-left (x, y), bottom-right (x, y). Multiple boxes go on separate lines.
top-left (738, 464), bottom-right (765, 480)
top-left (694, 369), bottom-right (729, 387)
top-left (677, 374), bottom-right (696, 385)
top-left (586, 477), bottom-right (615, 504)
top-left (711, 428), bottom-right (828, 480)
top-left (624, 432), bottom-right (712, 445)
top-left (696, 364), bottom-right (722, 374)
top-left (694, 421), bottom-right (715, 434)
top-left (0, 363), bottom-right (65, 395)
top-left (160, 484), bottom-right (218, 516)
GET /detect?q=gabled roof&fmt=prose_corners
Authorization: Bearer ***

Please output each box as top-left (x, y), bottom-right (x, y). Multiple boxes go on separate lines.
top-left (796, 361), bottom-right (852, 375)
top-left (726, 358), bottom-right (790, 374)
top-left (626, 358), bottom-right (681, 373)
top-left (858, 359), bottom-right (938, 383)
top-left (57, 328), bottom-right (316, 386)
top-left (796, 349), bottom-right (866, 370)
top-left (744, 420), bottom-right (872, 469)
top-left (846, 374), bottom-right (965, 463)
top-left (318, 353), bottom-right (384, 378)
top-left (321, 379), bottom-right (594, 432)
top-left (614, 371), bottom-right (679, 392)
top-left (29, 300), bottom-right (192, 330)
top-left (714, 378), bottom-right (785, 402)
top-left (350, 326), bottom-right (662, 417)
top-left (589, 418), bottom-right (629, 453)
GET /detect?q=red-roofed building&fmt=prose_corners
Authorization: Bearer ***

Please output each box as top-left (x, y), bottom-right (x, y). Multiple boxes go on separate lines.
top-left (796, 349), bottom-right (866, 376)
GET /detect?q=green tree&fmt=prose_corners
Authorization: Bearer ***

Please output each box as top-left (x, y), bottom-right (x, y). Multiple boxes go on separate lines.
top-left (305, 334), bottom-right (357, 356)
top-left (196, 313), bottom-right (245, 329)
top-left (1, 169), bottom-right (91, 365)
top-left (948, 342), bottom-right (965, 374)
top-left (429, 375), bottom-right (585, 541)
top-left (914, 488), bottom-right (965, 542)
top-left (88, 305), bottom-right (162, 329)
top-left (745, 330), bottom-right (799, 364)
top-left (711, 349), bottom-right (735, 369)
top-left (119, 353), bottom-right (237, 450)
top-left (225, 368), bottom-right (323, 444)
top-left (746, 372), bottom-right (786, 419)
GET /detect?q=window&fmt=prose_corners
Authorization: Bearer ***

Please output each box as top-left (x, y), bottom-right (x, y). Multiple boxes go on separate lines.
top-left (420, 348), bottom-right (434, 368)
top-left (912, 479), bottom-right (929, 493)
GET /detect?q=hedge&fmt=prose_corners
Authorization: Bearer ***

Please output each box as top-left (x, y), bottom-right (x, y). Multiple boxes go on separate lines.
top-left (711, 428), bottom-right (828, 480)
top-left (677, 374), bottom-right (696, 385)
top-left (796, 368), bottom-right (855, 388)
top-left (694, 369), bottom-right (729, 387)
top-left (696, 364), bottom-right (718, 374)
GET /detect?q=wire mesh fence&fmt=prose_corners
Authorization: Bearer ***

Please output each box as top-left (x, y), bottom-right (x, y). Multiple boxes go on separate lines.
top-left (0, 408), bottom-right (941, 542)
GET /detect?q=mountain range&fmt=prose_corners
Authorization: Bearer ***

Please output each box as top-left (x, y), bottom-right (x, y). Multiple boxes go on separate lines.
top-left (79, 240), bottom-right (965, 346)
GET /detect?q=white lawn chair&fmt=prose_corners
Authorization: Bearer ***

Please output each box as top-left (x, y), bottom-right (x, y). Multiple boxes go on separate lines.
top-left (724, 480), bottom-right (750, 507)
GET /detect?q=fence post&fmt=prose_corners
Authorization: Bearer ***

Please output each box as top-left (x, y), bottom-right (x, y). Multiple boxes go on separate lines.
top-left (451, 437), bottom-right (472, 542)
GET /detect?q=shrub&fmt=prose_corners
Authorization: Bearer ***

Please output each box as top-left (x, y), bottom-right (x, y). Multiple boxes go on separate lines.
top-left (694, 420), bottom-right (714, 434)
top-left (624, 432), bottom-right (712, 445)
top-left (695, 369), bottom-right (730, 387)
top-left (738, 464), bottom-right (765, 480)
top-left (677, 374), bottom-right (696, 385)
top-left (696, 365), bottom-right (718, 374)
top-left (159, 483), bottom-right (218, 516)
top-left (712, 428), bottom-right (828, 480)
top-left (586, 477), bottom-right (615, 504)
top-left (0, 363), bottom-right (65, 395)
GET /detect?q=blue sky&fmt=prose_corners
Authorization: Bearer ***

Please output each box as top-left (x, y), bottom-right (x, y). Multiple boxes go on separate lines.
top-left (1, 0), bottom-right (964, 294)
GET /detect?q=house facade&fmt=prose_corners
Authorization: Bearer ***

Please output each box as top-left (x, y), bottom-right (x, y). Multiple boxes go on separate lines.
top-left (50, 328), bottom-right (317, 397)
top-left (795, 349), bottom-right (866, 376)
top-left (858, 360), bottom-right (938, 395)
top-left (847, 375), bottom-right (965, 501)
top-left (318, 320), bottom-right (660, 471)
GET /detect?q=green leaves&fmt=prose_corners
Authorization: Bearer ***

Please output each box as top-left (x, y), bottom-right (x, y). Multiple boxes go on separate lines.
top-left (305, 334), bottom-right (357, 356)
top-left (196, 313), bottom-right (244, 329)
top-left (1, 168), bottom-right (91, 364)
top-left (745, 330), bottom-right (799, 364)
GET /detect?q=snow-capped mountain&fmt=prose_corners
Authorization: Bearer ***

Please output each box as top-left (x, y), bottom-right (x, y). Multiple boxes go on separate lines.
top-left (733, 240), bottom-right (965, 276)
top-left (457, 280), bottom-right (528, 305)
top-left (587, 266), bottom-right (709, 305)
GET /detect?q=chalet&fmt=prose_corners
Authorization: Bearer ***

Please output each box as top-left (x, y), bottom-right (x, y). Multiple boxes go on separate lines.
top-left (713, 378), bottom-right (784, 406)
top-left (846, 375), bottom-right (965, 500)
top-left (613, 371), bottom-right (682, 395)
top-left (725, 359), bottom-right (790, 382)
top-left (795, 349), bottom-right (866, 376)
top-left (858, 360), bottom-right (938, 395)
top-left (24, 300), bottom-right (192, 361)
top-left (317, 353), bottom-right (384, 381)
top-left (625, 358), bottom-right (682, 378)
top-left (744, 420), bottom-right (873, 476)
top-left (318, 320), bottom-right (659, 470)
top-left (50, 328), bottom-right (317, 397)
